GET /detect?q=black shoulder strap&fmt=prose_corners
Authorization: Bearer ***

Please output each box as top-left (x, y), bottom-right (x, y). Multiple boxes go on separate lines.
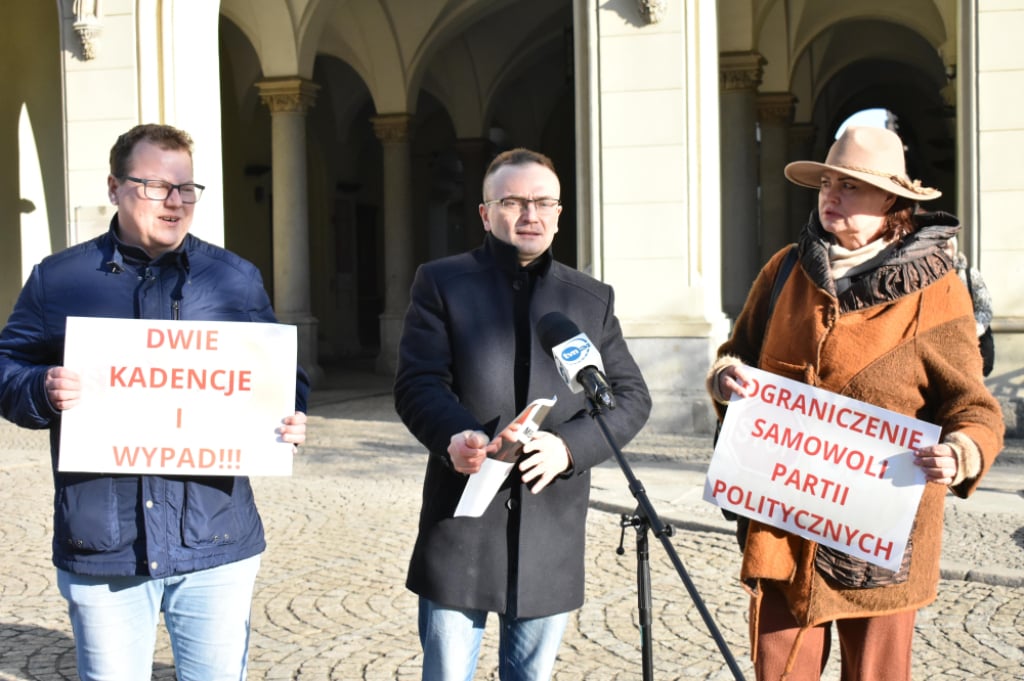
top-left (717, 244), bottom-right (798, 448)
top-left (767, 245), bottom-right (798, 320)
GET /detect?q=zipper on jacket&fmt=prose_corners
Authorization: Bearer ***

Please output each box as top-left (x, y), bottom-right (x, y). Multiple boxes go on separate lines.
top-left (172, 299), bottom-right (180, 320)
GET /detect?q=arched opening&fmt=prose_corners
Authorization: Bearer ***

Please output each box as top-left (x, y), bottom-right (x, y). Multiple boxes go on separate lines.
top-left (0, 1), bottom-right (63, 317)
top-left (835, 107), bottom-right (892, 137)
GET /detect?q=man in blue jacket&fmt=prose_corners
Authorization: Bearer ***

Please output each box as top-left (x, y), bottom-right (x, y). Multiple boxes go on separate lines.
top-left (0, 123), bottom-right (308, 680)
top-left (394, 148), bottom-right (651, 680)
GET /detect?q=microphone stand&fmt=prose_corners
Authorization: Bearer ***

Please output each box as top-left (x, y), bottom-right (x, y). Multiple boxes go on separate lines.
top-left (587, 396), bottom-right (746, 681)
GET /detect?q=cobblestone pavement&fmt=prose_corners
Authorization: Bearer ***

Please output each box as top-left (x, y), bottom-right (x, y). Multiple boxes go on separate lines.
top-left (0, 383), bottom-right (1022, 680)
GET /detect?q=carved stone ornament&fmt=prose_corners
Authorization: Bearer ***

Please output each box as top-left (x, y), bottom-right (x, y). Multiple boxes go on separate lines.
top-left (256, 78), bottom-right (321, 114)
top-left (757, 92), bottom-right (797, 125)
top-left (73, 0), bottom-right (103, 60)
top-left (720, 52), bottom-right (765, 92)
top-left (637, 0), bottom-right (668, 24)
top-left (371, 114), bottom-right (413, 144)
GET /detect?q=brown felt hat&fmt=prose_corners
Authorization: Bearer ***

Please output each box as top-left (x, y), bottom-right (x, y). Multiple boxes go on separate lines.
top-left (784, 126), bottom-right (941, 201)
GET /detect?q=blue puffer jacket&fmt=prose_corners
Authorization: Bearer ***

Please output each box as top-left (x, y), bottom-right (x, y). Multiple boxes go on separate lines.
top-left (0, 219), bottom-right (309, 577)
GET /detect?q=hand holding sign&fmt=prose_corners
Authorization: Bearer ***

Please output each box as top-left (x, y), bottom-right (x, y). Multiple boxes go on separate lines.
top-left (278, 410), bottom-right (307, 451)
top-left (44, 366), bottom-right (82, 411)
top-left (913, 442), bottom-right (961, 485)
top-left (715, 362), bottom-right (755, 401)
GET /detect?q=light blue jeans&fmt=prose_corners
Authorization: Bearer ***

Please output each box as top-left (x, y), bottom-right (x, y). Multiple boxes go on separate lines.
top-left (418, 597), bottom-right (570, 681)
top-left (57, 555), bottom-right (261, 681)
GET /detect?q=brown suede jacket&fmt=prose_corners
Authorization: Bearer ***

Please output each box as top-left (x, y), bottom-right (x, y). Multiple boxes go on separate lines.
top-left (709, 211), bottom-right (1005, 664)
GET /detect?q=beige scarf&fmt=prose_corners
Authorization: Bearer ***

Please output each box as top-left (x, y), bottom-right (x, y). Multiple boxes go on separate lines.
top-left (830, 238), bottom-right (894, 293)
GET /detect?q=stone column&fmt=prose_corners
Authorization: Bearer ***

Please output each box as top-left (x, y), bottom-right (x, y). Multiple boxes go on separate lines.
top-left (757, 92), bottom-right (797, 262)
top-left (455, 137), bottom-right (490, 251)
top-left (787, 123), bottom-right (817, 234)
top-left (256, 77), bottom-right (323, 386)
top-left (719, 51), bottom-right (764, 319)
top-left (371, 113), bottom-right (414, 376)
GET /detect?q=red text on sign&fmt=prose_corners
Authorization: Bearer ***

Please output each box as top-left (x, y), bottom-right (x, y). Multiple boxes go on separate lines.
top-left (745, 378), bottom-right (925, 450)
top-left (751, 418), bottom-right (890, 479)
top-left (770, 462), bottom-right (850, 506)
top-left (112, 445), bottom-right (242, 470)
top-left (708, 478), bottom-right (894, 561)
top-left (109, 367), bottom-right (251, 396)
top-left (147, 328), bottom-right (220, 351)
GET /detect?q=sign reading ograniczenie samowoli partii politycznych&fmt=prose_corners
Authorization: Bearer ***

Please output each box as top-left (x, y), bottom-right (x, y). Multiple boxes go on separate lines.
top-left (704, 367), bottom-right (940, 571)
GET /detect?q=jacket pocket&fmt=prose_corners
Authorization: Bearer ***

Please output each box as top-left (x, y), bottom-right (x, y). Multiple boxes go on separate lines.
top-left (181, 478), bottom-right (242, 547)
top-left (759, 355), bottom-right (806, 383)
top-left (55, 476), bottom-right (127, 552)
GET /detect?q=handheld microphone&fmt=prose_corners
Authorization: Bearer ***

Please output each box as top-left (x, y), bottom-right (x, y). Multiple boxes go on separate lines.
top-left (536, 311), bottom-right (616, 410)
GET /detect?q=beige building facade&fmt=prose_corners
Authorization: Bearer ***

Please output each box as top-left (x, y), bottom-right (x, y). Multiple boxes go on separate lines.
top-left (3, 0), bottom-right (1021, 435)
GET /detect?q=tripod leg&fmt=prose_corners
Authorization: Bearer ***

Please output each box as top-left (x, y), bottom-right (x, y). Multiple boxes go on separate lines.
top-left (636, 519), bottom-right (654, 681)
top-left (602, 406), bottom-right (747, 680)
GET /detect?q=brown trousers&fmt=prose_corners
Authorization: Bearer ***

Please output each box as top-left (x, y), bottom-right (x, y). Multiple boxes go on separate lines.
top-left (754, 585), bottom-right (916, 681)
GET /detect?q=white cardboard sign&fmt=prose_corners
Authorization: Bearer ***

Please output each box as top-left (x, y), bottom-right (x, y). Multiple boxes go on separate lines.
top-left (59, 317), bottom-right (297, 476)
top-left (703, 367), bottom-right (940, 570)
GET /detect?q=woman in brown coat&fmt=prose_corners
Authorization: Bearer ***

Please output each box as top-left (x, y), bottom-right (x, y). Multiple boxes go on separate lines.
top-left (707, 126), bottom-right (1004, 680)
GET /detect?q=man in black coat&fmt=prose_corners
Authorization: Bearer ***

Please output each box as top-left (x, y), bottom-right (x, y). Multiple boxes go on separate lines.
top-left (394, 148), bottom-right (651, 680)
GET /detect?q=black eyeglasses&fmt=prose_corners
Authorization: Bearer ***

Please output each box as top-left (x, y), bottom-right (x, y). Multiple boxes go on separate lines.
top-left (484, 196), bottom-right (561, 216)
top-left (122, 176), bottom-right (205, 204)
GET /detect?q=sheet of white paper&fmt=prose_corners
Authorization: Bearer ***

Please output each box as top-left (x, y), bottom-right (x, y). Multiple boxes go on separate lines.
top-left (454, 457), bottom-right (516, 517)
top-left (452, 395), bottom-right (557, 517)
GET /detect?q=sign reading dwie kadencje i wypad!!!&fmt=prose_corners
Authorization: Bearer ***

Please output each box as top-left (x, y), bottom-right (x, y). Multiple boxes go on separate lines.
top-left (59, 317), bottom-right (297, 476)
top-left (703, 367), bottom-right (940, 571)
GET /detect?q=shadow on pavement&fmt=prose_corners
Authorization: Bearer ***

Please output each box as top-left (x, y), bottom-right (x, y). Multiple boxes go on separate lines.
top-left (0, 622), bottom-right (177, 680)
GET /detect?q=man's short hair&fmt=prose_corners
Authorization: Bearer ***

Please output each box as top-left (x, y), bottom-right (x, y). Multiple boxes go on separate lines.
top-left (482, 148), bottom-right (557, 196)
top-left (109, 124), bottom-right (194, 178)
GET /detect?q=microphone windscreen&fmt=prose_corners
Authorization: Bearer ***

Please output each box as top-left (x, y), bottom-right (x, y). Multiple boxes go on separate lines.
top-left (537, 311), bottom-right (581, 354)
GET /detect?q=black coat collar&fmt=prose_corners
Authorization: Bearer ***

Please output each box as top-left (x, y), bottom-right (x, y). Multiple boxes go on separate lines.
top-left (482, 232), bottom-right (553, 277)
